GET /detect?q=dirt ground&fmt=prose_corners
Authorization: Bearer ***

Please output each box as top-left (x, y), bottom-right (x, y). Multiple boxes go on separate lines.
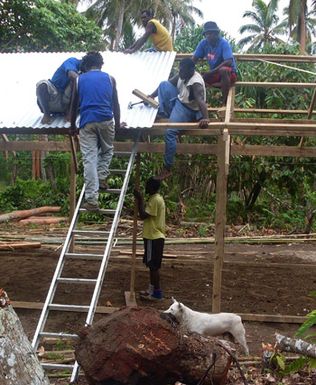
top-left (1, 224), bottom-right (316, 384)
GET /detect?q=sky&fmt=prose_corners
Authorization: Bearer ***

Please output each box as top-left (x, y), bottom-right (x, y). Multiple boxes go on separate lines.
top-left (79, 0), bottom-right (315, 43)
top-left (193, 0), bottom-right (288, 40)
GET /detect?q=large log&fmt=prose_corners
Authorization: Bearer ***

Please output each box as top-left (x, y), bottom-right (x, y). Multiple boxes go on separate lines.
top-left (0, 206), bottom-right (61, 223)
top-left (0, 289), bottom-right (50, 385)
top-left (275, 333), bottom-right (316, 358)
top-left (75, 307), bottom-right (233, 385)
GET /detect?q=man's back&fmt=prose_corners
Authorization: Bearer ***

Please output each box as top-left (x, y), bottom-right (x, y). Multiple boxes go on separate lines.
top-left (149, 19), bottom-right (173, 51)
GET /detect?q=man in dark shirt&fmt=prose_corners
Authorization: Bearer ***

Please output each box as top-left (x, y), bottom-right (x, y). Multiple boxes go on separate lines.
top-left (193, 21), bottom-right (237, 104)
top-left (36, 57), bottom-right (81, 124)
top-left (71, 52), bottom-right (122, 211)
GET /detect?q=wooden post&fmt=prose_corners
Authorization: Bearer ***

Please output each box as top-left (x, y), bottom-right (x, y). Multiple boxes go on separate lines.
top-left (69, 146), bottom-right (77, 253)
top-left (212, 87), bottom-right (234, 313)
top-left (125, 153), bottom-right (140, 307)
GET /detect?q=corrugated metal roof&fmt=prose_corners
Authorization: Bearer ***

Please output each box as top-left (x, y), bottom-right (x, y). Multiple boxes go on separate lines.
top-left (0, 51), bottom-right (176, 132)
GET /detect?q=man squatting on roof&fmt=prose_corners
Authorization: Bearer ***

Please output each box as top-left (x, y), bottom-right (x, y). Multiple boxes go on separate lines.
top-left (149, 58), bottom-right (209, 180)
top-left (193, 21), bottom-right (237, 105)
top-left (124, 9), bottom-right (173, 53)
top-left (71, 51), bottom-right (124, 212)
top-left (36, 57), bottom-right (81, 124)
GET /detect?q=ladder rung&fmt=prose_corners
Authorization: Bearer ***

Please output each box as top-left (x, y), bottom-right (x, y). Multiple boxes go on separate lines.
top-left (57, 277), bottom-right (97, 284)
top-left (65, 252), bottom-right (103, 260)
top-left (72, 229), bottom-right (109, 236)
top-left (40, 332), bottom-right (78, 339)
top-left (49, 304), bottom-right (90, 312)
top-left (79, 208), bottom-right (116, 214)
top-left (109, 169), bottom-right (127, 174)
top-left (114, 151), bottom-right (131, 156)
top-left (104, 188), bottom-right (121, 194)
top-left (42, 363), bottom-right (74, 370)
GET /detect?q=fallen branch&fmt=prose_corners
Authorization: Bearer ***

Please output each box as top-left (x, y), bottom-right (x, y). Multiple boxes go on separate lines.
top-left (275, 333), bottom-right (316, 358)
top-left (0, 206), bottom-right (61, 223)
top-left (19, 216), bottom-right (67, 225)
top-left (0, 242), bottom-right (41, 250)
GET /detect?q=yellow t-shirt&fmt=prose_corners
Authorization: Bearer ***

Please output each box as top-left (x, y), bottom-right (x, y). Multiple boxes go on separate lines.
top-left (143, 193), bottom-right (166, 239)
top-left (149, 19), bottom-right (173, 52)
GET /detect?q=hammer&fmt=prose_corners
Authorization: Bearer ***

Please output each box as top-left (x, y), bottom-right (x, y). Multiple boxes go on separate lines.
top-left (128, 101), bottom-right (144, 109)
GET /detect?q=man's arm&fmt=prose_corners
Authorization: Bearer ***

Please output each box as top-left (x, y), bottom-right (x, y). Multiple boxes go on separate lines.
top-left (133, 190), bottom-right (150, 219)
top-left (124, 22), bottom-right (156, 53)
top-left (111, 76), bottom-right (121, 130)
top-left (191, 83), bottom-right (209, 128)
top-left (70, 79), bottom-right (79, 131)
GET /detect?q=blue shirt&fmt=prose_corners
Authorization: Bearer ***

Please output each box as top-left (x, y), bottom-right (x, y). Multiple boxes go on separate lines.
top-left (78, 70), bottom-right (113, 128)
top-left (50, 57), bottom-right (81, 91)
top-left (194, 37), bottom-right (237, 73)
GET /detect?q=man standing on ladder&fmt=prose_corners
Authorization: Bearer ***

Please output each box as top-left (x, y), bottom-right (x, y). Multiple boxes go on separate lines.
top-left (71, 51), bottom-right (124, 211)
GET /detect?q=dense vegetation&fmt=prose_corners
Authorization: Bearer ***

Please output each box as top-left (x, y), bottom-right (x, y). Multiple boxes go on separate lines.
top-left (0, 0), bottom-right (315, 232)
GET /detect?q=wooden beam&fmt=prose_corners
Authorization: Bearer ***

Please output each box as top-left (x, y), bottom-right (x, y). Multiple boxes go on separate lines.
top-left (236, 81), bottom-right (316, 88)
top-left (208, 107), bottom-right (316, 115)
top-left (10, 301), bottom-right (307, 324)
top-left (176, 53), bottom-right (316, 63)
top-left (212, 133), bottom-right (229, 313)
top-left (11, 301), bottom-right (119, 314)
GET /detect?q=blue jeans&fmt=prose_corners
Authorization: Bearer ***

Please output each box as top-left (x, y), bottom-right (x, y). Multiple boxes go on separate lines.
top-left (157, 81), bottom-right (202, 169)
top-left (79, 120), bottom-right (114, 205)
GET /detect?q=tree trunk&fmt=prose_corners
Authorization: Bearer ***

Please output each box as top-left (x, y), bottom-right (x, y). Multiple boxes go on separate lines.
top-left (0, 206), bottom-right (61, 223)
top-left (113, 0), bottom-right (125, 51)
top-left (299, 1), bottom-right (306, 53)
top-left (275, 333), bottom-right (316, 358)
top-left (0, 289), bottom-right (50, 385)
top-left (75, 307), bottom-right (233, 385)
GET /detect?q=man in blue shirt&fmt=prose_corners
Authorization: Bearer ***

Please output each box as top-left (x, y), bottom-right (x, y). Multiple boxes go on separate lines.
top-left (36, 57), bottom-right (81, 124)
top-left (193, 21), bottom-right (237, 105)
top-left (71, 52), bottom-right (123, 211)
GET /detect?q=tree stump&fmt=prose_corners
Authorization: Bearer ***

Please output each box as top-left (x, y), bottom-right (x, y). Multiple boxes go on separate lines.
top-left (75, 306), bottom-right (233, 385)
top-left (0, 289), bottom-right (50, 385)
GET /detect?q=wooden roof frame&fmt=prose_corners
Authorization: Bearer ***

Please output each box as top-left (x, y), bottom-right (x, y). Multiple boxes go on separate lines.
top-left (1, 53), bottom-right (316, 314)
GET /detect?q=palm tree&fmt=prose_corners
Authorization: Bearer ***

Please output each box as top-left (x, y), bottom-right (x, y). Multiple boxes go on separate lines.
top-left (83, 0), bottom-right (202, 50)
top-left (84, 0), bottom-right (141, 50)
top-left (238, 0), bottom-right (286, 50)
top-left (146, 0), bottom-right (203, 41)
top-left (285, 0), bottom-right (316, 53)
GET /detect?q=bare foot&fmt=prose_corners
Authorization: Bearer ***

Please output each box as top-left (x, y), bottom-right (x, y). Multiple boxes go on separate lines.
top-left (41, 114), bottom-right (53, 124)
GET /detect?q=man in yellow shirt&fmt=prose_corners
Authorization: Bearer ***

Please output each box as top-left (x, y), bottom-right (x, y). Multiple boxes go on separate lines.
top-left (124, 9), bottom-right (173, 53)
top-left (134, 177), bottom-right (166, 300)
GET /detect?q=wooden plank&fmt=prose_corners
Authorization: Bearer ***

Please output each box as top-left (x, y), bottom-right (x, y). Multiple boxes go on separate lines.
top-left (176, 53), bottom-right (316, 63)
top-left (132, 89), bottom-right (159, 108)
top-left (209, 107), bottom-right (316, 115)
top-left (11, 301), bottom-right (306, 324)
top-left (126, 152), bottom-right (140, 307)
top-left (238, 313), bottom-right (306, 324)
top-left (11, 301), bottom-right (119, 314)
top-left (236, 81), bottom-right (316, 88)
top-left (231, 144), bottom-right (316, 157)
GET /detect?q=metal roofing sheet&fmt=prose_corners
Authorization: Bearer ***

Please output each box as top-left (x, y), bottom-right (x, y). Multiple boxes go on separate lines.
top-left (0, 51), bottom-right (176, 131)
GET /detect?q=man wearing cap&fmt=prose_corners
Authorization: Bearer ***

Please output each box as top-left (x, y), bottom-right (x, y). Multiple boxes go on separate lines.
top-left (192, 21), bottom-right (237, 104)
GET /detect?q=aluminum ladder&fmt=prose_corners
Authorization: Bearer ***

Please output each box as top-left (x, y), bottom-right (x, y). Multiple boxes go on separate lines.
top-left (31, 141), bottom-right (138, 383)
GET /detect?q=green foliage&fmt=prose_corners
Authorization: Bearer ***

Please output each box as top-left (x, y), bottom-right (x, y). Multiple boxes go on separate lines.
top-left (0, 178), bottom-right (69, 212)
top-left (0, 0), bottom-right (104, 52)
top-left (174, 25), bottom-right (203, 53)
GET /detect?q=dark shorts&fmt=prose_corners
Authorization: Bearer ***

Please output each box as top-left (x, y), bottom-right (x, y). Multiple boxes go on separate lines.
top-left (203, 67), bottom-right (237, 87)
top-left (143, 238), bottom-right (164, 270)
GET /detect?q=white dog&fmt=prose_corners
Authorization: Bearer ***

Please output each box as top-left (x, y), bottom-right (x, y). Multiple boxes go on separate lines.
top-left (164, 298), bottom-right (249, 355)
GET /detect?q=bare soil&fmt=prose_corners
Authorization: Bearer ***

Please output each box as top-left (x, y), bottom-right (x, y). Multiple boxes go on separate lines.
top-left (1, 224), bottom-right (316, 384)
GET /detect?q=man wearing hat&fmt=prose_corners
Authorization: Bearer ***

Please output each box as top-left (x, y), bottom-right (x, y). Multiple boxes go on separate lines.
top-left (192, 21), bottom-right (237, 105)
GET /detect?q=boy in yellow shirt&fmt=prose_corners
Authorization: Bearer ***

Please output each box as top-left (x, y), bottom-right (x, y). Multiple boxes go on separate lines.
top-left (134, 177), bottom-right (165, 300)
